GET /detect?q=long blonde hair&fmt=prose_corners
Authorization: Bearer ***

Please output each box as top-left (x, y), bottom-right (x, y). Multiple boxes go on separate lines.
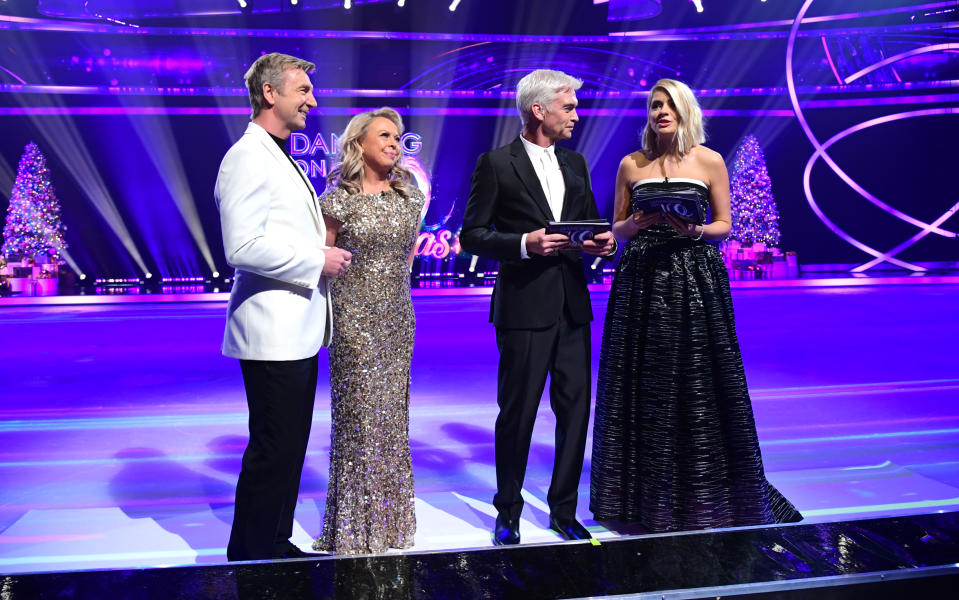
top-left (327, 107), bottom-right (414, 197)
top-left (641, 79), bottom-right (706, 157)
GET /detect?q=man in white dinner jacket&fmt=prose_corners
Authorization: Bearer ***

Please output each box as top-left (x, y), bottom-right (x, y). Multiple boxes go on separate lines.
top-left (215, 52), bottom-right (351, 562)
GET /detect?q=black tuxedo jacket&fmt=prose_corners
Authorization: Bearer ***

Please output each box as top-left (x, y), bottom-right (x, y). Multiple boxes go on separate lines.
top-left (461, 136), bottom-right (602, 329)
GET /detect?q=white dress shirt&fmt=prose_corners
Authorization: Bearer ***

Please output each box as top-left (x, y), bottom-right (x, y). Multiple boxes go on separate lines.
top-left (519, 135), bottom-right (566, 259)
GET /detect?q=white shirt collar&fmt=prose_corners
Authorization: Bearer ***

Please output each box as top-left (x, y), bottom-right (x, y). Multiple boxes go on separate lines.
top-left (519, 135), bottom-right (555, 160)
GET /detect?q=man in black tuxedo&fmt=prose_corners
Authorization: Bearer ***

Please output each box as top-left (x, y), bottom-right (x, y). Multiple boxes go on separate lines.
top-left (461, 69), bottom-right (616, 545)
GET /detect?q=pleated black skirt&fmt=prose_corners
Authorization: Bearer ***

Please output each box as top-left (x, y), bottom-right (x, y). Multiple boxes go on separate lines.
top-left (589, 232), bottom-right (802, 532)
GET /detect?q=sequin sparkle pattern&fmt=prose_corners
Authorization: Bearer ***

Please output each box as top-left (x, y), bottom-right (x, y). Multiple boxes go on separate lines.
top-left (313, 185), bottom-right (424, 554)
top-left (589, 179), bottom-right (802, 532)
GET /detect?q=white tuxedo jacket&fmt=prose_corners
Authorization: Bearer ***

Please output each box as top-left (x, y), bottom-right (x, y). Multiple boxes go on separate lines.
top-left (215, 122), bottom-right (332, 360)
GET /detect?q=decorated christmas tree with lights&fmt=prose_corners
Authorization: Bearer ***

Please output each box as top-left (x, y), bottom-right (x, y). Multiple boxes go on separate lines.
top-left (728, 134), bottom-right (780, 247)
top-left (1, 141), bottom-right (67, 260)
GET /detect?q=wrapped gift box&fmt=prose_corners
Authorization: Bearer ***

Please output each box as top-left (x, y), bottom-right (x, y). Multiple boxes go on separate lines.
top-left (770, 254), bottom-right (789, 279)
top-left (8, 277), bottom-right (32, 295)
top-left (1, 260), bottom-right (22, 276)
top-left (786, 251), bottom-right (799, 278)
top-left (35, 278), bottom-right (59, 296)
top-left (720, 242), bottom-right (798, 279)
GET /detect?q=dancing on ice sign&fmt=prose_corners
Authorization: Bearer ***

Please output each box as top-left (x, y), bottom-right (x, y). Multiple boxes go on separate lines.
top-left (289, 131), bottom-right (423, 180)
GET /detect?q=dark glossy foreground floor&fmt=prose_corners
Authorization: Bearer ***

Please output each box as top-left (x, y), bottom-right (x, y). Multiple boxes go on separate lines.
top-left (3, 512), bottom-right (959, 599)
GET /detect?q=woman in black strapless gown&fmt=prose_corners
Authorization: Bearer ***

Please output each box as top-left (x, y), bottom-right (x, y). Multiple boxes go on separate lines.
top-left (589, 79), bottom-right (801, 532)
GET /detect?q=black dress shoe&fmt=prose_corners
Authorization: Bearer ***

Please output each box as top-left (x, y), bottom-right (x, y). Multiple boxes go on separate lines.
top-left (549, 516), bottom-right (592, 541)
top-left (272, 542), bottom-right (325, 559)
top-left (492, 515), bottom-right (521, 546)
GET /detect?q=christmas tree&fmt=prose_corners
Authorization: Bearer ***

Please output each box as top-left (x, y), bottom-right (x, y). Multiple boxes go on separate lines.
top-left (728, 135), bottom-right (781, 247)
top-left (1, 142), bottom-right (67, 260)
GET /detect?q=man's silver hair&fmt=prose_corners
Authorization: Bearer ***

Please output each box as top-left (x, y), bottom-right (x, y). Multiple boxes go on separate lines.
top-left (515, 69), bottom-right (583, 128)
top-left (244, 52), bottom-right (315, 119)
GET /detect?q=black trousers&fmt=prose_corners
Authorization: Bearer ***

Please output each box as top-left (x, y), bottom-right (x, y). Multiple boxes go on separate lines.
top-left (227, 355), bottom-right (318, 561)
top-left (493, 317), bottom-right (591, 522)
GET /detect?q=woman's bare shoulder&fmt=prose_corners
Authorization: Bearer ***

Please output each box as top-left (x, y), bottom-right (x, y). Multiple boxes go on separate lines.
top-left (620, 150), bottom-right (653, 171)
top-left (690, 144), bottom-right (723, 167)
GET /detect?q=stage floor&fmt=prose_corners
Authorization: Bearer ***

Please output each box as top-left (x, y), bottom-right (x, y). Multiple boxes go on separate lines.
top-left (1, 282), bottom-right (958, 574)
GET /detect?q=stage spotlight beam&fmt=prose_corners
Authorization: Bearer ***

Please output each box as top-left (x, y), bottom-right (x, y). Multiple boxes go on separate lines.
top-left (690, 0), bottom-right (704, 12)
top-left (0, 149), bottom-right (13, 200)
top-left (120, 111), bottom-right (219, 281)
top-left (33, 115), bottom-right (150, 278)
top-left (58, 247), bottom-right (84, 282)
top-left (6, 32), bottom-right (150, 280)
top-left (449, 0), bottom-right (461, 12)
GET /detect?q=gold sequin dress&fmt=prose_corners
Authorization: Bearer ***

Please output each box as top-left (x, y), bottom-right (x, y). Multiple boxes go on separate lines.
top-left (313, 185), bottom-right (423, 554)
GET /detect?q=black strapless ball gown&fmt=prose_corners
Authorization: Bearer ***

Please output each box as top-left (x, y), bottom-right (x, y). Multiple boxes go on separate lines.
top-left (589, 178), bottom-right (802, 532)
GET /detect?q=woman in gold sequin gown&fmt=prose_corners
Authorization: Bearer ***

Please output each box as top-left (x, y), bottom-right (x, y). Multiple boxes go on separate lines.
top-left (312, 107), bottom-right (424, 554)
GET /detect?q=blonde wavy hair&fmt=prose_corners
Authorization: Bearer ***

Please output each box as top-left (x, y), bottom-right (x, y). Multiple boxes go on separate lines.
top-left (327, 107), bottom-right (414, 198)
top-left (641, 79), bottom-right (706, 157)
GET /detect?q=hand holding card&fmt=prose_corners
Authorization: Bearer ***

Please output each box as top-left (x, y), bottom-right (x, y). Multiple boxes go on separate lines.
top-left (631, 186), bottom-right (705, 224)
top-left (545, 219), bottom-right (611, 244)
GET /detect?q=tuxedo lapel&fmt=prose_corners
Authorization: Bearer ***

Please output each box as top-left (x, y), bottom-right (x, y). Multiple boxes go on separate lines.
top-left (508, 137), bottom-right (554, 222)
top-left (557, 148), bottom-right (582, 221)
top-left (248, 123), bottom-right (322, 232)
top-left (297, 163), bottom-right (322, 230)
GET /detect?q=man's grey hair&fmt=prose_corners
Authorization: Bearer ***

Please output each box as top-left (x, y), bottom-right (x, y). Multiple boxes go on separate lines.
top-left (244, 52), bottom-right (316, 119)
top-left (515, 69), bottom-right (583, 128)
